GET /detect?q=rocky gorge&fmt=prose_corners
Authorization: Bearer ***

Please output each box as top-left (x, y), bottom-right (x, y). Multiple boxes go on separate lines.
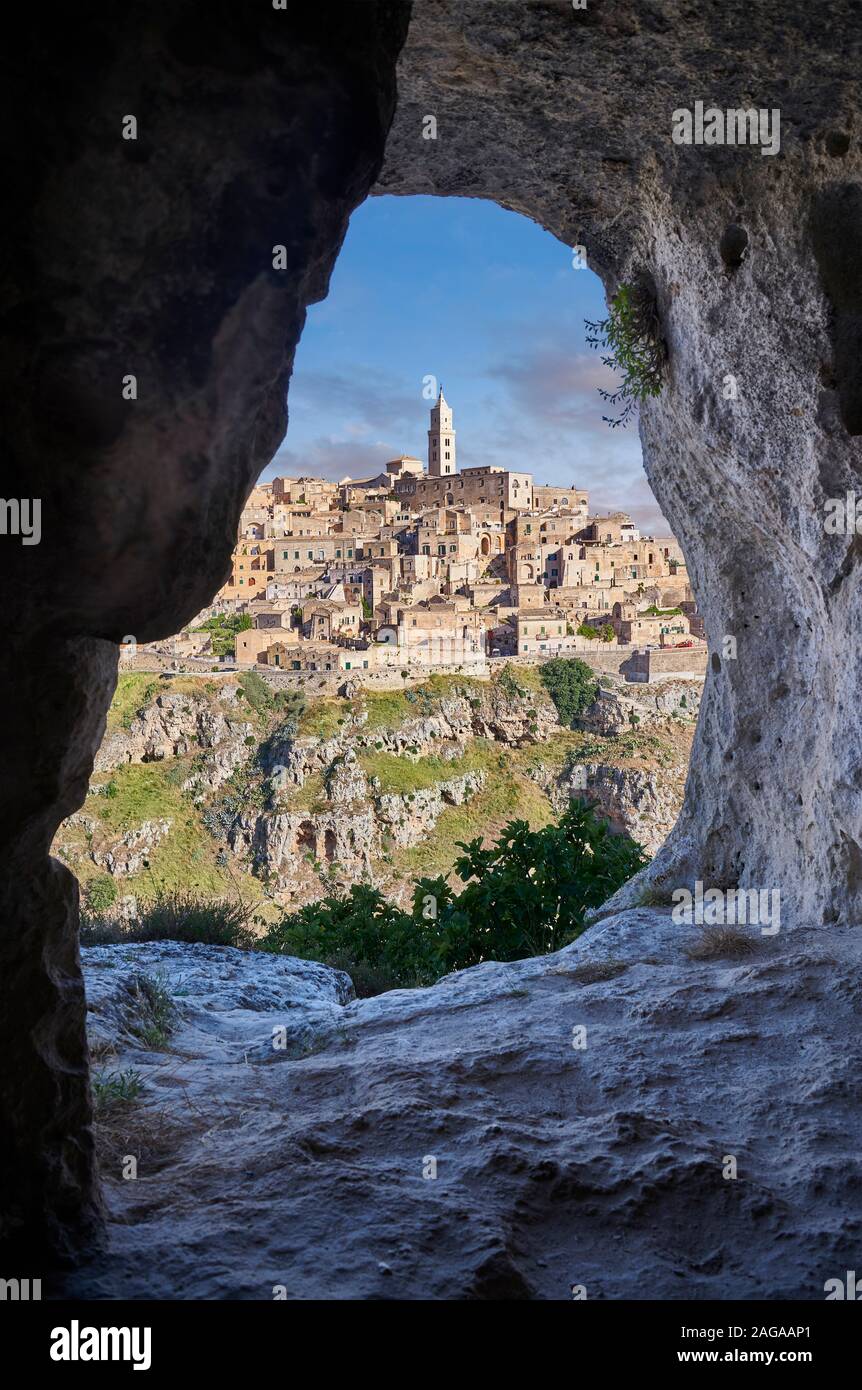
top-left (52, 668), bottom-right (700, 919)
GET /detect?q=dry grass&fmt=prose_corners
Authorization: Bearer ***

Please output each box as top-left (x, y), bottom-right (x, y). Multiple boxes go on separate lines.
top-left (684, 926), bottom-right (757, 960)
top-left (569, 958), bottom-right (628, 984)
top-left (94, 1103), bottom-right (193, 1177)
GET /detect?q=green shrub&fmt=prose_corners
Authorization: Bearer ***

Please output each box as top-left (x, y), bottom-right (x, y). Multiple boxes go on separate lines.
top-left (497, 666), bottom-right (525, 700)
top-left (539, 658), bottom-right (599, 725)
top-left (129, 972), bottom-right (176, 1049)
top-left (422, 801), bottom-right (647, 971)
top-left (238, 670), bottom-right (274, 715)
top-left (86, 874), bottom-right (118, 913)
top-left (259, 803), bottom-right (645, 992)
top-left (585, 274), bottom-right (665, 428)
top-left (194, 612), bottom-right (253, 658)
top-left (260, 883), bottom-right (437, 993)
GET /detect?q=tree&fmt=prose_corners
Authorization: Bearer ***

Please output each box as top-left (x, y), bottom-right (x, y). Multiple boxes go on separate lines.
top-left (422, 801), bottom-right (647, 971)
top-left (539, 657), bottom-right (599, 723)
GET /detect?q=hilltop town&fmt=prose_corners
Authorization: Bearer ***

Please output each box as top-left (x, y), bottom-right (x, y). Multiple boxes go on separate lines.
top-left (142, 387), bottom-right (706, 685)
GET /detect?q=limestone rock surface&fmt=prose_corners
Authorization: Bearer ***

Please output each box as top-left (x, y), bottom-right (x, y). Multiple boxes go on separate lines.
top-left (61, 911), bottom-right (862, 1300)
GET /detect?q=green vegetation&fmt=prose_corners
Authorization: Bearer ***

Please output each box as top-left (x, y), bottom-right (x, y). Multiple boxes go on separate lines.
top-left (539, 658), bottom-right (599, 725)
top-left (260, 802), bottom-right (646, 993)
top-left (358, 743), bottom-right (492, 795)
top-left (92, 1068), bottom-right (144, 1112)
top-left (127, 972), bottom-right (177, 1049)
top-left (81, 888), bottom-right (255, 948)
top-left (108, 675), bottom-right (160, 732)
top-left (85, 874), bottom-right (118, 913)
top-left (194, 612), bottom-right (252, 658)
top-left (497, 665), bottom-right (527, 700)
top-left (236, 671), bottom-right (306, 724)
top-left (359, 674), bottom-right (486, 732)
top-left (585, 275), bottom-right (665, 428)
top-left (642, 604), bottom-right (682, 617)
top-left (295, 698), bottom-right (346, 739)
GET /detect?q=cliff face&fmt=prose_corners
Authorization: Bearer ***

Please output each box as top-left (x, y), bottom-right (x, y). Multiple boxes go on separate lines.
top-left (53, 670), bottom-right (700, 915)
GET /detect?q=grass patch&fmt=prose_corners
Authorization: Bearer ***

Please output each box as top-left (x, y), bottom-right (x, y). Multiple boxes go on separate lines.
top-left (684, 926), bottom-right (757, 961)
top-left (297, 698), bottom-right (349, 740)
top-left (81, 889), bottom-right (256, 949)
top-left (92, 1067), bottom-right (144, 1112)
top-left (634, 882), bottom-right (676, 908)
top-left (107, 674), bottom-right (220, 732)
top-left (390, 753), bottom-right (556, 883)
top-left (360, 689), bottom-right (415, 731)
top-left (569, 958), bottom-right (628, 984)
top-left (359, 742), bottom-right (493, 795)
top-left (82, 762), bottom-right (265, 904)
top-left (128, 972), bottom-right (177, 1049)
top-left (108, 675), bottom-right (160, 732)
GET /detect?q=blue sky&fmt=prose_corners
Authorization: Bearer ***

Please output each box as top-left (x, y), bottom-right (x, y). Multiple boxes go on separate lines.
top-left (264, 195), bottom-right (668, 533)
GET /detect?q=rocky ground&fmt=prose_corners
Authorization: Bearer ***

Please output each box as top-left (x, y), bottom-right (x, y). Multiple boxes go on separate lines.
top-left (53, 668), bottom-right (700, 919)
top-left (58, 909), bottom-right (862, 1300)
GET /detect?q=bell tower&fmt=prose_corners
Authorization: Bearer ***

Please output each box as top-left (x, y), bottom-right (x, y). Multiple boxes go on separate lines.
top-left (428, 385), bottom-right (456, 477)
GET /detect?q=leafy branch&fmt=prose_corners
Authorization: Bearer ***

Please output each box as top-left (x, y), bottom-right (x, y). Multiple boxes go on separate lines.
top-left (585, 275), bottom-right (665, 428)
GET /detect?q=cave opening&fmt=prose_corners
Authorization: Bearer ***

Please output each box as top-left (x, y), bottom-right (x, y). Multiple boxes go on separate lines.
top-left (4, 0), bottom-right (862, 1307)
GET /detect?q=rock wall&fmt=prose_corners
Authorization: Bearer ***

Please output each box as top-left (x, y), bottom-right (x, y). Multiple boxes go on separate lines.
top-left (0, 0), bottom-right (409, 1257)
top-left (378, 0), bottom-right (862, 926)
top-left (55, 672), bottom-right (697, 908)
